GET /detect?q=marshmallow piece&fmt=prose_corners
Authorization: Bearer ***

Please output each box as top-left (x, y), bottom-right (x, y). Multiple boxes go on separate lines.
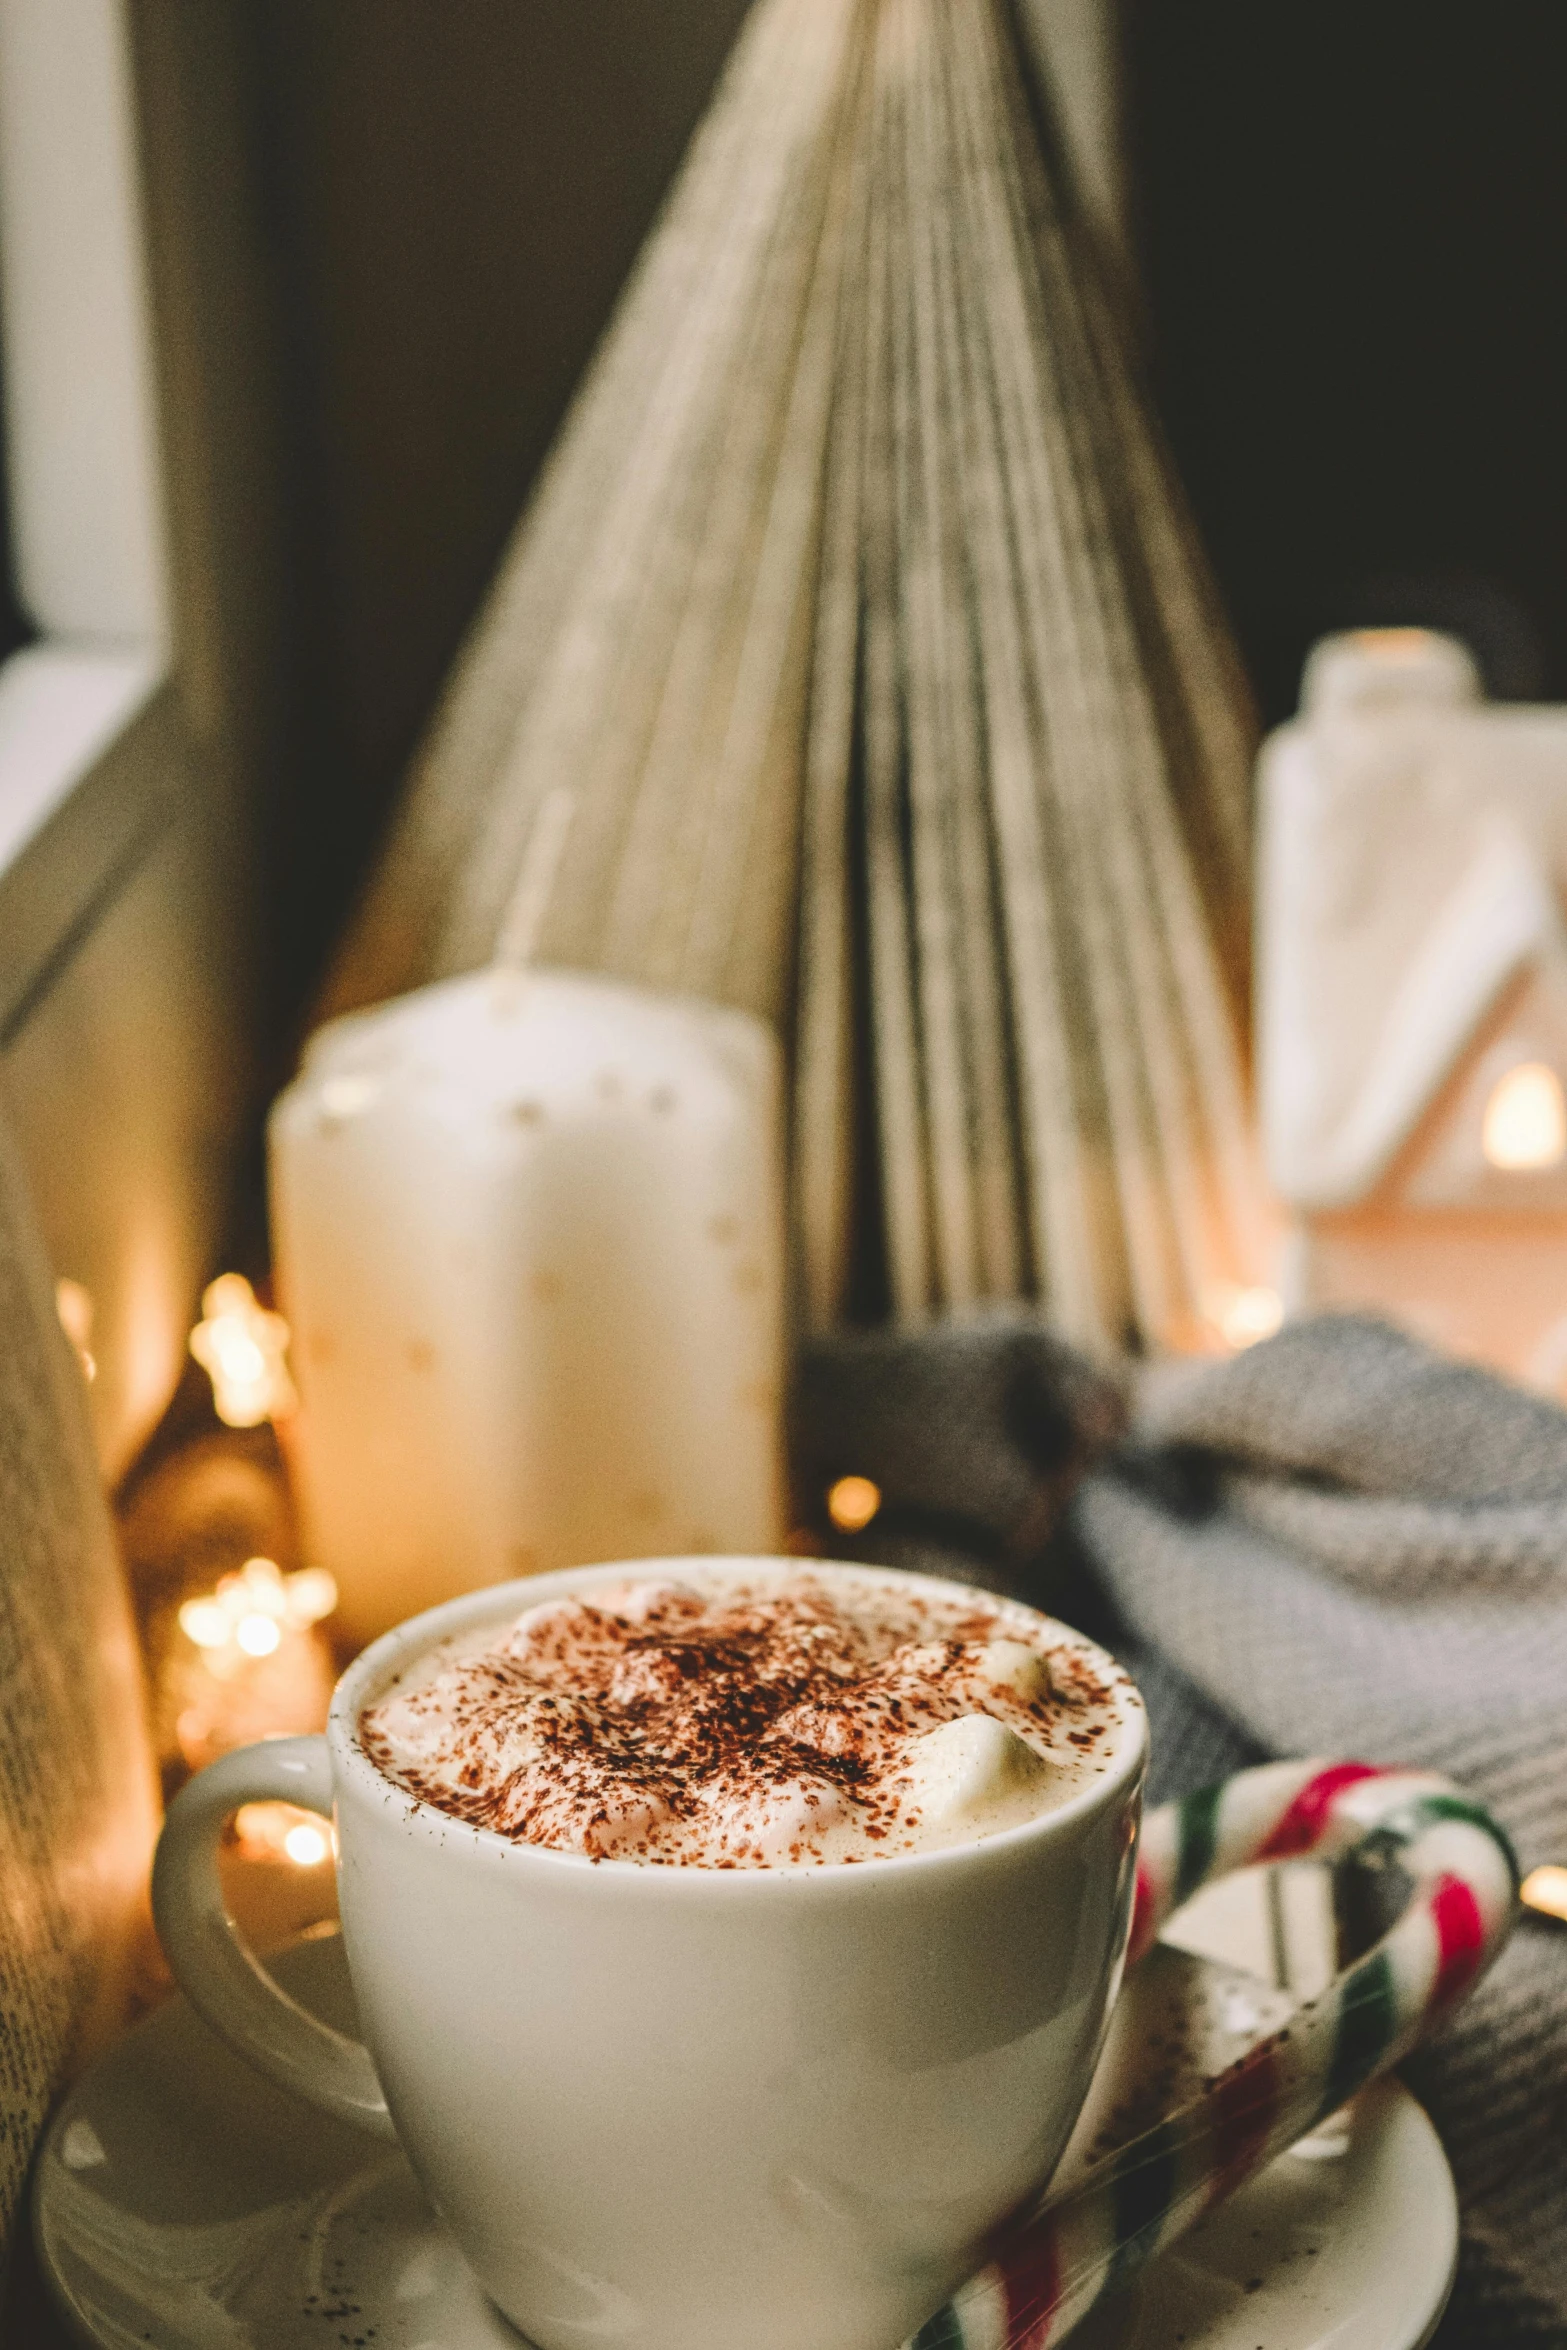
top-left (711, 1778), bottom-right (850, 1861)
top-left (368, 1677), bottom-right (545, 1810)
top-left (970, 1639), bottom-right (1051, 1707)
top-left (579, 1793), bottom-right (674, 1858)
top-left (463, 1725), bottom-right (548, 1809)
top-left (888, 1642), bottom-right (954, 1681)
top-left (498, 1598), bottom-right (594, 1663)
top-left (595, 1580), bottom-right (697, 1624)
top-left (899, 1713), bottom-right (1051, 1829)
top-left (767, 1698), bottom-right (860, 1755)
top-left (361, 1688), bottom-right (454, 1763)
top-left (609, 1648), bottom-right (697, 1706)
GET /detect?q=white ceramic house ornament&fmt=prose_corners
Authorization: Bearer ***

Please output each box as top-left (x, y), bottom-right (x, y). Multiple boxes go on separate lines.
top-left (1259, 627), bottom-right (1567, 1389)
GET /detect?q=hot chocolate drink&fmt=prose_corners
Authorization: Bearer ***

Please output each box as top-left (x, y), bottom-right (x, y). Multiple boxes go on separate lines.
top-left (162, 1560), bottom-right (1149, 2350)
top-left (359, 1567), bottom-right (1134, 1865)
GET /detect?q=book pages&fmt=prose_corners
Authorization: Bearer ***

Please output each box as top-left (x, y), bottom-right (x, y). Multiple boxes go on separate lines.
top-left (0, 1116), bottom-right (159, 2261)
top-left (322, 0), bottom-right (1267, 1354)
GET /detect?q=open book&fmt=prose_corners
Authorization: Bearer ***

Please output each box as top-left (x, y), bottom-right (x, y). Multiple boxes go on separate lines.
top-left (324, 0), bottom-right (1267, 1356)
top-left (0, 1115), bottom-right (158, 2267)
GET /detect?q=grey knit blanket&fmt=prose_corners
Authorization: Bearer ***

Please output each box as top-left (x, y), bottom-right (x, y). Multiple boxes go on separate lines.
top-left (796, 1310), bottom-right (1567, 2348)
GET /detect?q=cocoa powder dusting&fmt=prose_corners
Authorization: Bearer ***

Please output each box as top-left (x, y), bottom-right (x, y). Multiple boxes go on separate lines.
top-left (359, 1573), bottom-right (1130, 1866)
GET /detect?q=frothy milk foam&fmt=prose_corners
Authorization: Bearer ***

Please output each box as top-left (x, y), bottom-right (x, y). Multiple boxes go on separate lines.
top-left (359, 1567), bottom-right (1138, 1866)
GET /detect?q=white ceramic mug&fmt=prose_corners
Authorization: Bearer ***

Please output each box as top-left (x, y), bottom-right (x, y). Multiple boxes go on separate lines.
top-left (153, 1558), bottom-right (1147, 2350)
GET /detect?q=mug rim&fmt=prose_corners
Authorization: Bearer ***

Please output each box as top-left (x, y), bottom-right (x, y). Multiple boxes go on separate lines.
top-left (330, 1555), bottom-right (1148, 1888)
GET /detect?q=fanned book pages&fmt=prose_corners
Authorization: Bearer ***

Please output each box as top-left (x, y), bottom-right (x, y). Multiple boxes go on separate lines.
top-left (0, 1116), bottom-right (159, 2262)
top-left (324, 0), bottom-right (1268, 1354)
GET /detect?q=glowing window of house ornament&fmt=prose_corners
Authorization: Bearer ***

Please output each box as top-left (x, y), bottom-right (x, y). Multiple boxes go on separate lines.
top-left (55, 1278), bottom-right (96, 1382)
top-left (827, 1475), bottom-right (881, 1533)
top-left (1202, 1283), bottom-right (1285, 1352)
top-left (189, 1273), bottom-right (298, 1426)
top-left (1481, 1063), bottom-right (1567, 1171)
top-left (1351, 628), bottom-right (1436, 663)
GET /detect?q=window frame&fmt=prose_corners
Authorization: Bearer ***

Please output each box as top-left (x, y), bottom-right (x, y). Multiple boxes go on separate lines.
top-left (0, 0), bottom-right (173, 1028)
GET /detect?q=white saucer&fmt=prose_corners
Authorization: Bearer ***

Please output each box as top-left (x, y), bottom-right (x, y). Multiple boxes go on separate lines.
top-left (1067, 2082), bottom-right (1455, 2350)
top-left (35, 1919), bottom-right (1457, 2350)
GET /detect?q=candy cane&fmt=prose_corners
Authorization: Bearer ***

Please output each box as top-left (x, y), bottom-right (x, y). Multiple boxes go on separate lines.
top-left (911, 1760), bottom-right (1519, 2350)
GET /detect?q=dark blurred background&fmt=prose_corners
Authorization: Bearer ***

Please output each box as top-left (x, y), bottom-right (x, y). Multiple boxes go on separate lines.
top-left (1123, 1), bottom-right (1567, 722)
top-left (217, 0), bottom-right (754, 1035)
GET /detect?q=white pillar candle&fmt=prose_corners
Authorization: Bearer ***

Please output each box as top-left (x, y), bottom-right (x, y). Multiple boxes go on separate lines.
top-left (268, 968), bottom-right (786, 1647)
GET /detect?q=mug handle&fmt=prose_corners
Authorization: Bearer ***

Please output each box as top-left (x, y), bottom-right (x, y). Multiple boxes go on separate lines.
top-left (927, 1758), bottom-right (1519, 2350)
top-left (151, 1735), bottom-right (395, 2140)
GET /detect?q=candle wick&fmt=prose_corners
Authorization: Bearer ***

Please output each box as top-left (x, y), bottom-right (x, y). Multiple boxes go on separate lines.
top-left (493, 788), bottom-right (578, 971)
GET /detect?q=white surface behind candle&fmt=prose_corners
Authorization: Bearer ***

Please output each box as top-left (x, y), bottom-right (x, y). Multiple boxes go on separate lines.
top-left (269, 969), bottom-right (786, 1647)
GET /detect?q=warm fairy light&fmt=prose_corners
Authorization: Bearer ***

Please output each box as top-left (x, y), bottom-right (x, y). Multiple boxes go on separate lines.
top-left (235, 1613), bottom-right (282, 1657)
top-left (188, 1273), bottom-right (298, 1427)
top-left (177, 1556), bottom-right (339, 1664)
top-left (55, 1278), bottom-right (96, 1383)
top-left (1481, 1063), bottom-right (1567, 1171)
top-left (172, 1559), bottom-right (340, 1773)
top-left (178, 1598), bottom-right (230, 1650)
top-left (827, 1474), bottom-right (882, 1532)
top-left (236, 1556), bottom-right (289, 1618)
top-left (1522, 1864), bottom-right (1567, 1923)
top-left (287, 1567), bottom-right (339, 1623)
top-left (1203, 1283), bottom-right (1285, 1351)
top-left (232, 1802), bottom-right (336, 1868)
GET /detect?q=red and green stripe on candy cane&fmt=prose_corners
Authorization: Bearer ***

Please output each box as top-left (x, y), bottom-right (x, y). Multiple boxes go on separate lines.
top-left (910, 1759), bottom-right (1518, 2350)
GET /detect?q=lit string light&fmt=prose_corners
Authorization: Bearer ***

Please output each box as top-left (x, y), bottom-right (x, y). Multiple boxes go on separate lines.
top-left (827, 1475), bottom-right (882, 1532)
top-left (1201, 1282), bottom-right (1285, 1352)
top-left (189, 1274), bottom-right (297, 1426)
top-left (1482, 1063), bottom-right (1567, 1172)
top-left (172, 1557), bottom-right (339, 1785)
top-left (232, 1801), bottom-right (335, 1871)
top-left (178, 1556), bottom-right (337, 1664)
top-left (1521, 1864), bottom-right (1567, 1923)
